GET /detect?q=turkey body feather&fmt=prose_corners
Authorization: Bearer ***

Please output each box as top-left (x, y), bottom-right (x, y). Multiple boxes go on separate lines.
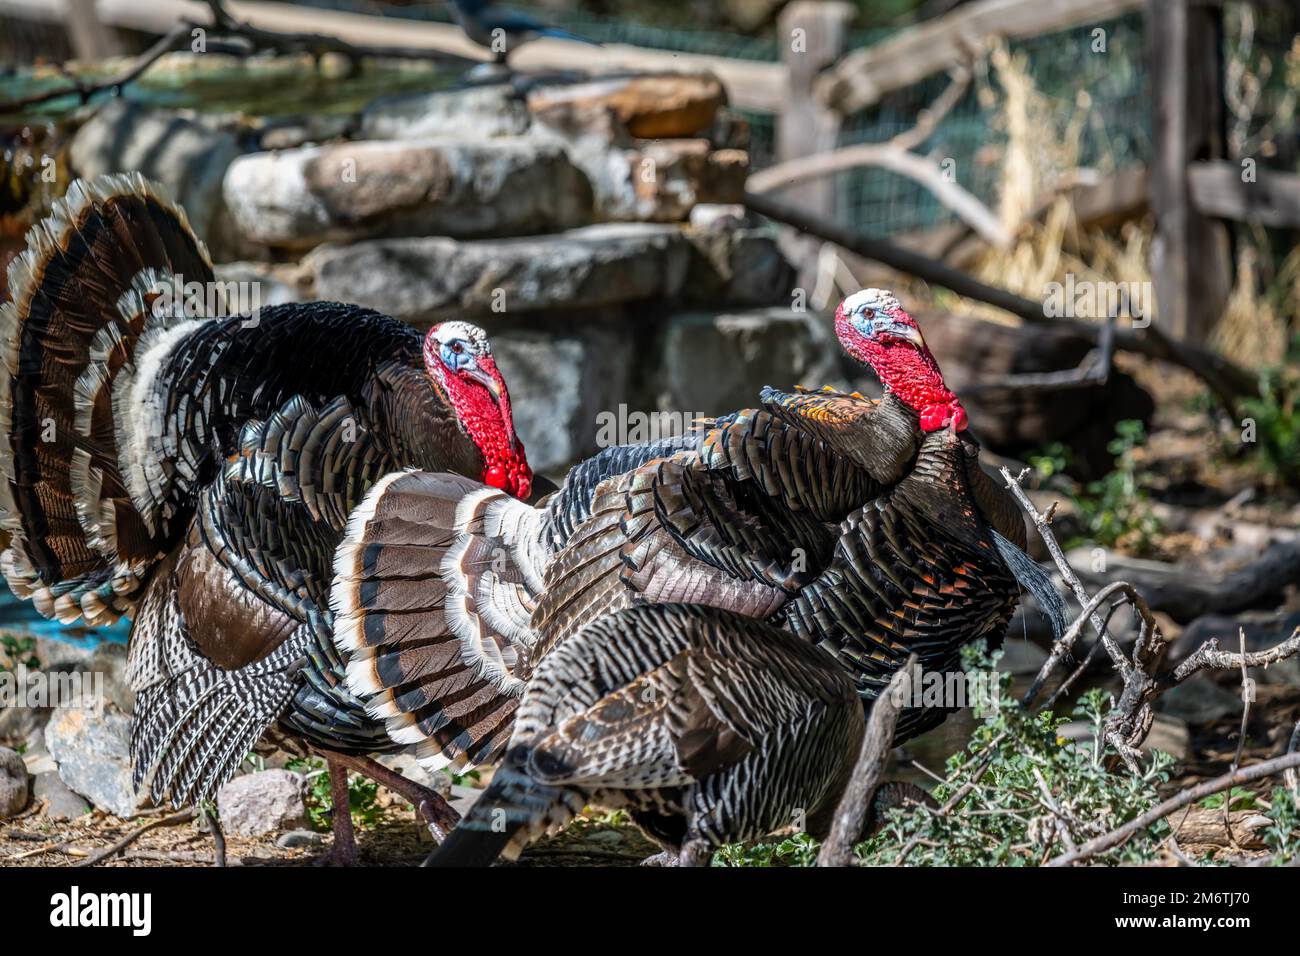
top-left (0, 174), bottom-right (506, 809)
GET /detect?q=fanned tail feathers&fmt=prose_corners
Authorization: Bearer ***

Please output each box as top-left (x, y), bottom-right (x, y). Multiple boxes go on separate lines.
top-left (0, 173), bottom-right (215, 625)
top-left (330, 472), bottom-right (548, 774)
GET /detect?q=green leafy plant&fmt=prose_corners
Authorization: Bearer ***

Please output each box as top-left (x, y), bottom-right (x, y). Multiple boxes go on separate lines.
top-left (713, 643), bottom-right (1180, 867)
top-left (286, 756), bottom-right (385, 831)
top-left (712, 831), bottom-right (819, 868)
top-left (1198, 787), bottom-right (1261, 812)
top-left (1026, 441), bottom-right (1071, 481)
top-left (1072, 419), bottom-right (1162, 553)
top-left (1237, 348), bottom-right (1300, 488)
top-left (0, 633), bottom-right (38, 673)
top-left (1261, 786), bottom-right (1298, 864)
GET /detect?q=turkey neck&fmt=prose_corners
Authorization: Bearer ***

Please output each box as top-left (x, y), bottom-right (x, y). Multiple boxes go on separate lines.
top-left (868, 341), bottom-right (966, 433)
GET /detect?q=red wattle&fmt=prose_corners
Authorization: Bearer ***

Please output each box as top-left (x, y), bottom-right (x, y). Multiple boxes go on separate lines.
top-left (485, 464), bottom-right (508, 490)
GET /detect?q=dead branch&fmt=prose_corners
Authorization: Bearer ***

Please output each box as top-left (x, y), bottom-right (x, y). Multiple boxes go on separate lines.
top-left (999, 467), bottom-right (1123, 706)
top-left (1286, 719), bottom-right (1300, 799)
top-left (0, 0), bottom-right (476, 117)
top-left (963, 314), bottom-right (1115, 396)
top-left (818, 655), bottom-right (916, 867)
top-left (1171, 628), bottom-right (1300, 684)
top-left (73, 809), bottom-right (196, 868)
top-left (749, 66), bottom-right (1011, 248)
top-left (1000, 467), bottom-right (1300, 772)
top-left (742, 190), bottom-right (1255, 414)
top-left (0, 23), bottom-right (192, 114)
top-left (1046, 751), bottom-right (1300, 866)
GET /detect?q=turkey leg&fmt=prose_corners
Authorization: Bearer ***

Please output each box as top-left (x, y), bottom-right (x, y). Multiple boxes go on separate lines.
top-left (317, 749), bottom-right (461, 843)
top-left (320, 753), bottom-right (360, 867)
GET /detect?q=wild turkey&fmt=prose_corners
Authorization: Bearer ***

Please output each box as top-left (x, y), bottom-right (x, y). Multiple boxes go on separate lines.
top-left (0, 174), bottom-right (534, 860)
top-left (427, 603), bottom-right (865, 866)
top-left (330, 288), bottom-right (1064, 790)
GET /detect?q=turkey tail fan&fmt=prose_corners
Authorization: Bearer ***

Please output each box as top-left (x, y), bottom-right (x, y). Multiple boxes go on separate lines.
top-left (991, 529), bottom-right (1068, 644)
top-left (0, 173), bottom-right (215, 625)
top-left (423, 763), bottom-right (582, 867)
top-left (330, 471), bottom-right (545, 774)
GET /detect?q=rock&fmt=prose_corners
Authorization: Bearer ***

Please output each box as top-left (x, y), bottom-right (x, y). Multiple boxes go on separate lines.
top-left (88, 642), bottom-right (133, 715)
top-left (307, 223), bottom-right (690, 325)
top-left (257, 113), bottom-right (354, 151)
top-left (0, 746), bottom-right (28, 818)
top-left (216, 769), bottom-right (308, 837)
top-left (223, 138), bottom-right (592, 249)
top-left (689, 203), bottom-right (750, 231)
top-left (571, 139), bottom-right (748, 222)
top-left (213, 261), bottom-right (305, 310)
top-left (448, 783), bottom-right (484, 818)
top-left (1141, 714), bottom-right (1190, 761)
top-left (493, 326), bottom-right (634, 472)
top-left (527, 73), bottom-right (725, 139)
top-left (1156, 673), bottom-right (1244, 725)
top-left (996, 639), bottom-right (1049, 675)
top-left (69, 100), bottom-right (245, 250)
top-left (685, 224), bottom-right (794, 306)
top-left (374, 752), bottom-right (445, 795)
top-left (32, 770), bottom-right (90, 821)
top-left (0, 697), bottom-right (46, 750)
top-left (276, 829), bottom-right (323, 849)
top-left (658, 308), bottom-right (839, 416)
top-left (43, 705), bottom-right (138, 819)
top-left (360, 84), bottom-right (531, 140)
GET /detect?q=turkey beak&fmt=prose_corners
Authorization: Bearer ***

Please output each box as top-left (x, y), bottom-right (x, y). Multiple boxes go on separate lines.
top-left (464, 364), bottom-right (503, 403)
top-left (875, 316), bottom-right (925, 349)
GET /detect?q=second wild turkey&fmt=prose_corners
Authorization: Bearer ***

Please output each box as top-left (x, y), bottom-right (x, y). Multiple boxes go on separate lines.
top-left (427, 603), bottom-right (866, 867)
top-left (330, 288), bottom-right (1065, 791)
top-left (0, 174), bottom-right (535, 860)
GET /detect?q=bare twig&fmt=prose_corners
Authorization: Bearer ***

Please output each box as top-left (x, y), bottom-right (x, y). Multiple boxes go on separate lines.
top-left (750, 66), bottom-right (1010, 247)
top-left (73, 809), bottom-right (197, 868)
top-left (818, 656), bottom-right (916, 867)
top-left (964, 314), bottom-right (1116, 396)
top-left (999, 466), bottom-right (1125, 706)
top-left (1031, 767), bottom-right (1078, 858)
top-left (199, 804), bottom-right (227, 868)
top-left (892, 732), bottom-right (1006, 864)
top-left (999, 469), bottom-right (1300, 772)
top-left (1286, 719), bottom-right (1300, 800)
top-left (1047, 751), bottom-right (1300, 866)
top-left (0, 23), bottom-right (191, 114)
top-left (0, 0), bottom-right (476, 117)
top-left (1225, 628), bottom-right (1252, 841)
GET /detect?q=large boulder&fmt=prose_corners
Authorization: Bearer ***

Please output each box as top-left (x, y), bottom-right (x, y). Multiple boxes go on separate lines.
top-left (493, 325), bottom-right (634, 473)
top-left (307, 223), bottom-right (690, 326)
top-left (44, 705), bottom-right (138, 819)
top-left (223, 138), bottom-right (592, 249)
top-left (526, 73), bottom-right (725, 139)
top-left (69, 100), bottom-right (245, 253)
top-left (685, 222), bottom-right (794, 306)
top-left (360, 84), bottom-right (531, 140)
top-left (658, 307), bottom-right (839, 416)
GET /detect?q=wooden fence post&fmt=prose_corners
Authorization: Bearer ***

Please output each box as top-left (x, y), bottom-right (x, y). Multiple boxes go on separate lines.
top-left (777, 1), bottom-right (854, 290)
top-left (65, 0), bottom-right (125, 62)
top-left (1146, 0), bottom-right (1231, 346)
